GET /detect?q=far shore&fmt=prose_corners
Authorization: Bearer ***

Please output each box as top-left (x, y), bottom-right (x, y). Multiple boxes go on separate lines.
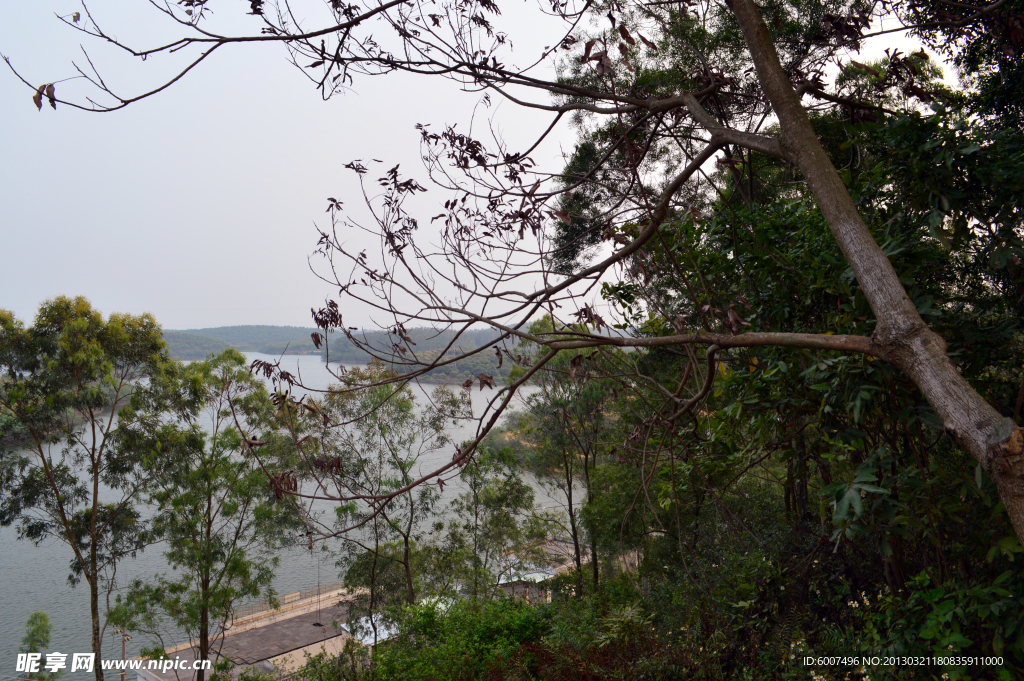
top-left (169, 352), bottom-right (505, 387)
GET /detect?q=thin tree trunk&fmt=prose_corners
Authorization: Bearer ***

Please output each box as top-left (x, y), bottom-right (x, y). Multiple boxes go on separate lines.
top-left (727, 0), bottom-right (1024, 541)
top-left (90, 432), bottom-right (105, 681)
top-left (583, 449), bottom-right (598, 590)
top-left (472, 486), bottom-right (480, 601)
top-left (564, 453), bottom-right (584, 597)
top-left (403, 532), bottom-right (415, 605)
top-left (199, 488), bottom-right (212, 681)
top-left (198, 600), bottom-right (208, 681)
top-left (90, 575), bottom-right (104, 681)
top-left (369, 520), bottom-right (380, 647)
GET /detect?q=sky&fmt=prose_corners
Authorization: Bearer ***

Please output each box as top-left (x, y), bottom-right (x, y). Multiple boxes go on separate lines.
top-left (0, 1), bottom-right (946, 331)
top-left (0, 0), bottom-right (571, 330)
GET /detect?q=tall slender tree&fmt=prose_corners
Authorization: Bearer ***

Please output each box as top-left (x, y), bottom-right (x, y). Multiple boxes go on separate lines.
top-left (113, 350), bottom-right (298, 681)
top-left (1, 297), bottom-right (165, 681)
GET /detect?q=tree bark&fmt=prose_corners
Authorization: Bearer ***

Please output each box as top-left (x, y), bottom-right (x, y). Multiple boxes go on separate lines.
top-left (563, 452), bottom-right (584, 597)
top-left (90, 574), bottom-right (104, 681)
top-left (726, 0), bottom-right (1024, 541)
top-left (90, 467), bottom-right (104, 681)
top-left (583, 449), bottom-right (598, 590)
top-left (199, 588), bottom-right (209, 681)
top-left (403, 532), bottom-right (416, 605)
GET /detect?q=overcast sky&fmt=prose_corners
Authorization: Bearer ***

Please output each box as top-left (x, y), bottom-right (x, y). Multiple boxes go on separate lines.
top-left (0, 0), bottom-right (573, 330)
top-left (0, 2), bottom-right (945, 331)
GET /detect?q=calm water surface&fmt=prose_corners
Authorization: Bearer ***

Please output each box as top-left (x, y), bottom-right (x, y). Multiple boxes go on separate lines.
top-left (0, 354), bottom-right (543, 672)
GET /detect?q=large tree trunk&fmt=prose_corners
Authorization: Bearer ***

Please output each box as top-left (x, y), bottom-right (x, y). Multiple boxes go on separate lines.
top-left (726, 0), bottom-right (1024, 540)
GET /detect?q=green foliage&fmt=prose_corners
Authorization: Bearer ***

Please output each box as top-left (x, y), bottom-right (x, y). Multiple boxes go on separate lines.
top-left (384, 346), bottom-right (510, 383)
top-left (305, 363), bottom-right (471, 637)
top-left (906, 0), bottom-right (1024, 129)
top-left (160, 332), bottom-right (230, 360)
top-left (373, 599), bottom-right (549, 681)
top-left (0, 296), bottom-right (166, 671)
top-left (234, 667), bottom-right (277, 681)
top-left (437, 446), bottom-right (552, 601)
top-left (111, 350), bottom-right (299, 678)
top-left (19, 612), bottom-right (60, 681)
top-left (521, 339), bottom-right (617, 591)
top-left (549, 141), bottom-right (613, 275)
top-left (289, 641), bottom-right (370, 681)
top-left (529, 70), bottom-right (1024, 678)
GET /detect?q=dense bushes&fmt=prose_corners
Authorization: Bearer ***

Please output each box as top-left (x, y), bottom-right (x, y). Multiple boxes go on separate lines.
top-left (374, 600), bottom-right (549, 680)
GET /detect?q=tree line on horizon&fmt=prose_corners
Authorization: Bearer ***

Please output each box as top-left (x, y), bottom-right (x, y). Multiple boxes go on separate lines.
top-left (162, 326), bottom-right (508, 367)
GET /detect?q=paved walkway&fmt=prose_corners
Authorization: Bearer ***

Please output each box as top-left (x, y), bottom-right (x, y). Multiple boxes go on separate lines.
top-left (137, 597), bottom-right (353, 681)
top-left (219, 601), bottom-right (351, 665)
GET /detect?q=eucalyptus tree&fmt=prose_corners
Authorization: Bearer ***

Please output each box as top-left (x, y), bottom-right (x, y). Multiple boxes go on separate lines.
top-left (8, 0), bottom-right (1024, 541)
top-left (0, 297), bottom-right (166, 681)
top-left (512, 317), bottom-right (618, 594)
top-left (112, 350), bottom-right (299, 681)
top-left (443, 445), bottom-right (551, 601)
top-left (246, 361), bottom-right (469, 643)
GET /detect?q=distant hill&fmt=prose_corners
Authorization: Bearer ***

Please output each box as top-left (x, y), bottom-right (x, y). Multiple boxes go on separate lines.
top-left (384, 346), bottom-right (511, 384)
top-left (162, 325), bottom-right (324, 360)
top-left (162, 325), bottom-right (516, 373)
top-left (180, 325), bottom-right (323, 349)
top-left (162, 324), bottom-right (621, 381)
top-left (162, 331), bottom-right (232, 360)
top-left (319, 328), bottom-right (510, 383)
top-left (319, 328), bottom-right (504, 361)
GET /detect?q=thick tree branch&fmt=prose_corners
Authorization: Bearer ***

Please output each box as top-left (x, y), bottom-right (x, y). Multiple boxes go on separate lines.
top-left (727, 0), bottom-right (1024, 540)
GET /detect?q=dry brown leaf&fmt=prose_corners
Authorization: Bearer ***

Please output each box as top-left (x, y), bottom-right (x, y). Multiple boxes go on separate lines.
top-left (32, 84), bottom-right (45, 111)
top-left (850, 60), bottom-right (881, 77)
top-left (582, 39), bottom-right (595, 61)
top-left (45, 84), bottom-right (56, 110)
top-left (638, 33), bottom-right (657, 51)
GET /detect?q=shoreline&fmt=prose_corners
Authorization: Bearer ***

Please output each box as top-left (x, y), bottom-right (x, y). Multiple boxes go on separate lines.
top-left (168, 352), bottom-right (515, 386)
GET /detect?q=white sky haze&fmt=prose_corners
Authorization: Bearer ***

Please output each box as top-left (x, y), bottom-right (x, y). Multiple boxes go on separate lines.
top-left (0, 1), bottom-right (943, 330)
top-left (0, 0), bottom-right (569, 329)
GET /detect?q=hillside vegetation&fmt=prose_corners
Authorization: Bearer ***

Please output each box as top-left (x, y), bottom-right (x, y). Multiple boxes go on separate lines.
top-left (163, 325), bottom-right (325, 359)
top-left (162, 327), bottom-right (511, 382)
top-left (385, 346), bottom-right (510, 384)
top-left (161, 331), bottom-right (231, 360)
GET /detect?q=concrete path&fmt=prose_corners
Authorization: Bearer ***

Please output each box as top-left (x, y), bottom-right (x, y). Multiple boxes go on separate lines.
top-left (219, 601), bottom-right (350, 665)
top-left (137, 595), bottom-right (354, 681)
